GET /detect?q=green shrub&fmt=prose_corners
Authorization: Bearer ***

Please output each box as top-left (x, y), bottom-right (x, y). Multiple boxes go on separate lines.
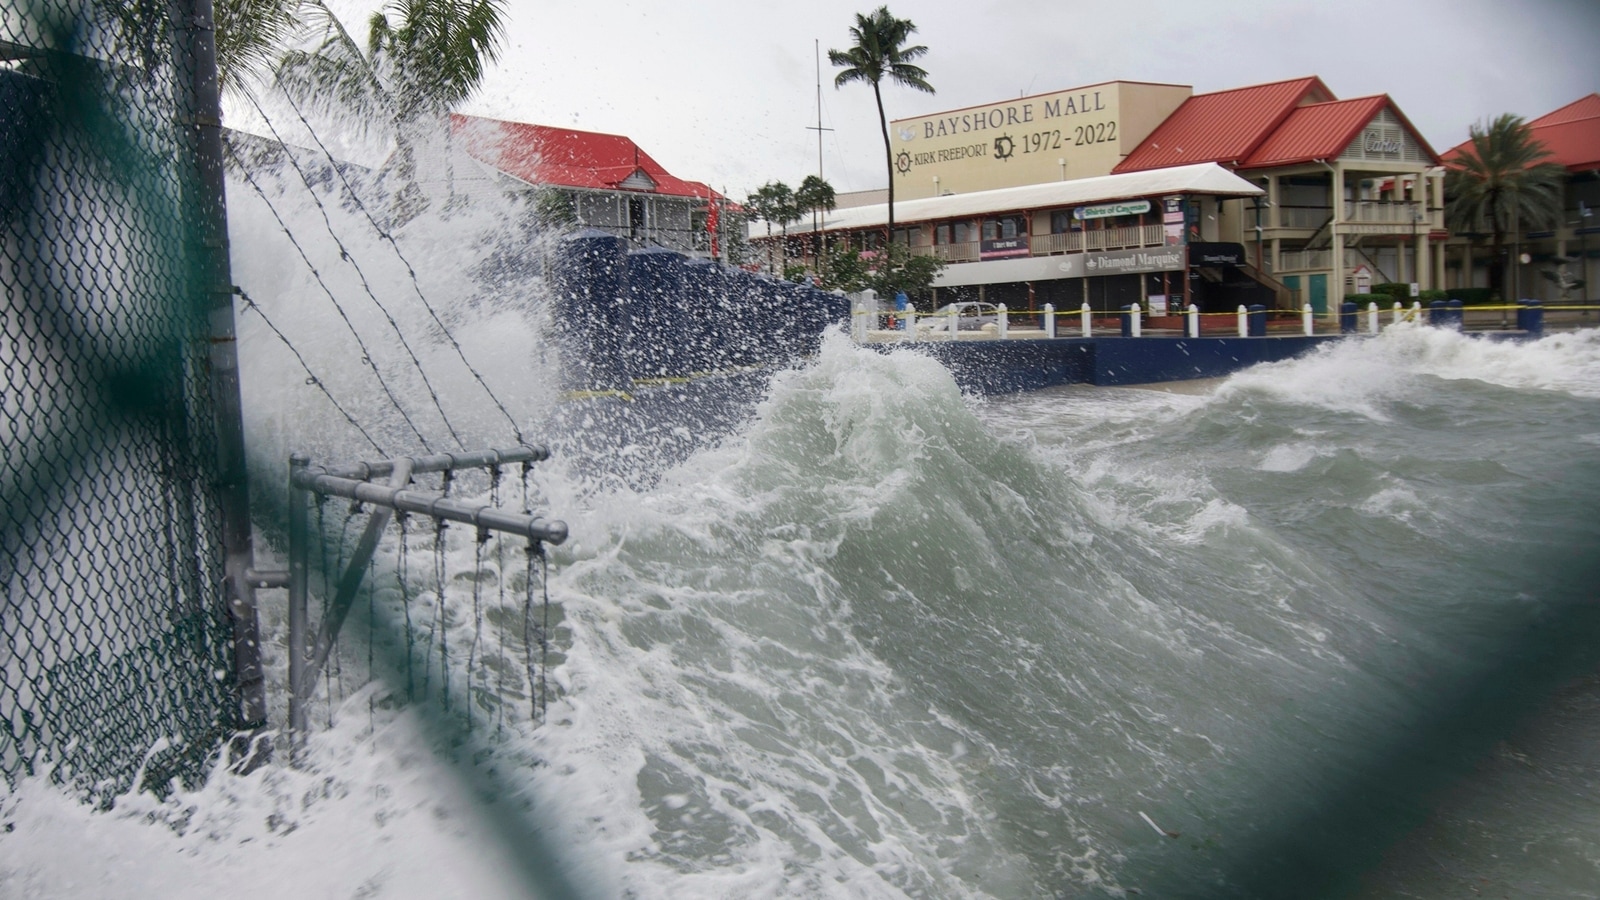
top-left (1372, 282), bottom-right (1415, 302)
top-left (1419, 289), bottom-right (1448, 303)
top-left (1446, 287), bottom-right (1494, 305)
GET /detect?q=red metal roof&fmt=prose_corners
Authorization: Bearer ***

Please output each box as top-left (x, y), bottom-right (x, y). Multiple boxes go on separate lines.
top-left (1112, 76), bottom-right (1335, 173)
top-left (1241, 95), bottom-right (1440, 169)
top-left (1528, 93), bottom-right (1600, 128)
top-left (451, 114), bottom-right (720, 199)
top-left (1443, 94), bottom-right (1600, 172)
top-left (1522, 117), bottom-right (1600, 171)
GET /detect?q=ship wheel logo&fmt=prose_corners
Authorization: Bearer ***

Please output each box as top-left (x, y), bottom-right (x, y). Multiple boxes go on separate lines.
top-left (895, 149), bottom-right (913, 175)
top-left (993, 134), bottom-right (1016, 161)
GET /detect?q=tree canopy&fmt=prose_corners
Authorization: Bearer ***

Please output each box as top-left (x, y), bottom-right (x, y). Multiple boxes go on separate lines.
top-left (828, 7), bottom-right (933, 239)
top-left (1444, 113), bottom-right (1566, 299)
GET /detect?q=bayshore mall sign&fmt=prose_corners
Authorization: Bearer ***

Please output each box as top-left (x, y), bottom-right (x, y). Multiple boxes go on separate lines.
top-left (890, 81), bottom-right (1192, 200)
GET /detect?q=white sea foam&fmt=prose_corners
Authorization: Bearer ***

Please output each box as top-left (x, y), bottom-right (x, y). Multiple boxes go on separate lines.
top-left (1259, 442), bottom-right (1321, 472)
top-left (1216, 324), bottom-right (1600, 419)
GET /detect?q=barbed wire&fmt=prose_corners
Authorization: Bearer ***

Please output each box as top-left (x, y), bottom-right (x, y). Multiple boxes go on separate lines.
top-left (237, 90), bottom-right (465, 450)
top-left (233, 286), bottom-right (387, 456)
top-left (269, 84), bottom-right (528, 445)
top-left (223, 139), bottom-right (435, 452)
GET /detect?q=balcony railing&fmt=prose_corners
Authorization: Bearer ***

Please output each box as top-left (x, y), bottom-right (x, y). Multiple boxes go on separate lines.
top-left (1276, 248), bottom-right (1400, 275)
top-left (1277, 249), bottom-right (1331, 272)
top-left (1032, 231), bottom-right (1083, 254)
top-left (1278, 205), bottom-right (1332, 229)
top-left (1346, 200), bottom-right (1425, 225)
top-left (925, 242), bottom-right (980, 262)
top-left (915, 223), bottom-right (1171, 264)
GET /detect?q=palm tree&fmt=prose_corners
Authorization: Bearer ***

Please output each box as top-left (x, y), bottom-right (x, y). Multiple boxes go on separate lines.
top-left (747, 181), bottom-right (800, 274)
top-left (795, 174), bottom-right (836, 278)
top-left (1445, 113), bottom-right (1566, 302)
top-left (828, 7), bottom-right (933, 243)
top-left (277, 0), bottom-right (507, 219)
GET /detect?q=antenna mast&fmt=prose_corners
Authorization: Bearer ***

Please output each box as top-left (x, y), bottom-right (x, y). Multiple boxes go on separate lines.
top-left (806, 38), bottom-right (833, 180)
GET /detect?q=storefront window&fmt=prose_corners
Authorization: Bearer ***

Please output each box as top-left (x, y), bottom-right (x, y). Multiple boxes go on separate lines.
top-left (982, 216), bottom-right (1024, 241)
top-left (952, 221), bottom-right (973, 244)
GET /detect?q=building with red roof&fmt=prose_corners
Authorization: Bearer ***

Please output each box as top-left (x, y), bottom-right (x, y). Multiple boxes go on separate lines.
top-left (452, 114), bottom-right (729, 258)
top-left (1115, 77), bottom-right (1446, 313)
top-left (800, 75), bottom-right (1459, 316)
top-left (1440, 95), bottom-right (1599, 304)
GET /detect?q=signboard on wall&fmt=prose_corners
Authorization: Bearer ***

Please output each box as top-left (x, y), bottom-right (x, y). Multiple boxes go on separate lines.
top-left (980, 236), bottom-right (1031, 260)
top-left (1075, 200), bottom-right (1151, 220)
top-left (1082, 246), bottom-right (1186, 275)
top-left (889, 81), bottom-right (1191, 199)
top-left (1188, 242), bottom-right (1245, 266)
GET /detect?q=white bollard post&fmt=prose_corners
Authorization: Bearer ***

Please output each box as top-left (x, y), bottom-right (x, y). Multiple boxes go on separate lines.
top-left (1044, 303), bottom-right (1056, 339)
top-left (1237, 304), bottom-right (1249, 337)
top-left (1392, 300), bottom-right (1403, 324)
top-left (1302, 303), bottom-right (1314, 336)
top-left (852, 298), bottom-right (867, 342)
top-left (1411, 300), bottom-right (1422, 323)
top-left (1188, 303), bottom-right (1200, 338)
top-left (997, 303), bottom-right (1009, 339)
top-left (901, 308), bottom-right (915, 342)
top-left (946, 303), bottom-right (958, 340)
top-left (1367, 301), bottom-right (1379, 334)
top-left (1130, 302), bottom-right (1142, 337)
top-left (1081, 302), bottom-right (1092, 338)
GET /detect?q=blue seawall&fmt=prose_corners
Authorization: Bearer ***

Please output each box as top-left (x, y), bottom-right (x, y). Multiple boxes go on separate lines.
top-left (548, 231), bottom-right (1338, 397)
top-left (903, 335), bottom-right (1338, 393)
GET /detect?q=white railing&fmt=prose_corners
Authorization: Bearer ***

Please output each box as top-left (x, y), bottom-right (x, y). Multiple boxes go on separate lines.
top-left (1032, 231), bottom-right (1083, 254)
top-left (1278, 249), bottom-right (1331, 271)
top-left (1278, 205), bottom-right (1331, 228)
top-left (906, 224), bottom-right (1168, 264)
top-left (1345, 200), bottom-right (1423, 225)
top-left (922, 242), bottom-right (979, 262)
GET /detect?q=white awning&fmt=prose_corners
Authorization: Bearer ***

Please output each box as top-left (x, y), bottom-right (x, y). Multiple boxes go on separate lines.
top-left (763, 162), bottom-right (1262, 235)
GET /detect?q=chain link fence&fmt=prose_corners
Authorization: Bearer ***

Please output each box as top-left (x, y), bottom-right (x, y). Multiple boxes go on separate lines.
top-left (2, 2), bottom-right (247, 800)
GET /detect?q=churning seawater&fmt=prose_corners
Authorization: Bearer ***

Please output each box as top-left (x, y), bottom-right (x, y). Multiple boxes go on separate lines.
top-left (6, 162), bottom-right (1599, 897)
top-left (528, 325), bottom-right (1600, 897)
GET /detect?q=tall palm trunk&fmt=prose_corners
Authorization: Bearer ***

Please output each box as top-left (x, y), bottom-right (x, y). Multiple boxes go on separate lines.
top-left (874, 80), bottom-right (893, 244)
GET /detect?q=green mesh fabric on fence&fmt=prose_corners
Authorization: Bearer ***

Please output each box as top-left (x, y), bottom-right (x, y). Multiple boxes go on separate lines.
top-left (2, 4), bottom-right (240, 799)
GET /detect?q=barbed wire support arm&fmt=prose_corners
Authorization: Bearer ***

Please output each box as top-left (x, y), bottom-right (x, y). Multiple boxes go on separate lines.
top-left (284, 447), bottom-right (567, 752)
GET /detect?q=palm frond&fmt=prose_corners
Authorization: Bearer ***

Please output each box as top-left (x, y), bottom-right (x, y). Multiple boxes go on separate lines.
top-left (215, 0), bottom-right (303, 100)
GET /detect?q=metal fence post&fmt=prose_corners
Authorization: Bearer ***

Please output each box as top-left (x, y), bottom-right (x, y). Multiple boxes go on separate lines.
top-left (287, 454), bottom-right (311, 753)
top-left (175, 0), bottom-right (266, 737)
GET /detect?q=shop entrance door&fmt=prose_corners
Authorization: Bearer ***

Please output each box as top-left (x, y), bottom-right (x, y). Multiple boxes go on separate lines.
top-left (1282, 275), bottom-right (1301, 310)
top-left (1309, 274), bottom-right (1328, 314)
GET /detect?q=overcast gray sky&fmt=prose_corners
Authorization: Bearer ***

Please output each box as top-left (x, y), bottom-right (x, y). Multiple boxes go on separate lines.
top-left (442, 0), bottom-right (1596, 198)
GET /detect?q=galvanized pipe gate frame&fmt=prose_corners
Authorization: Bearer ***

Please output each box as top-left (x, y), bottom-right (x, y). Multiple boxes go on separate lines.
top-left (281, 446), bottom-right (568, 750)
